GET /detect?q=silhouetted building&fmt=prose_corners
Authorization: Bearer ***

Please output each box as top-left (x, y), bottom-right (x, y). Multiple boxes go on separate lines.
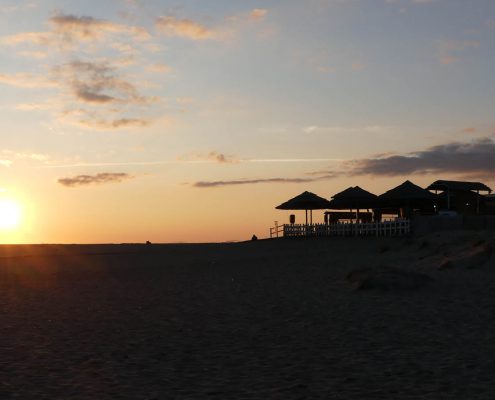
top-left (426, 180), bottom-right (492, 214)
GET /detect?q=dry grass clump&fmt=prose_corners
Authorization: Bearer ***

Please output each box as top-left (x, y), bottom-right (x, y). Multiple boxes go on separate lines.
top-left (347, 265), bottom-right (432, 292)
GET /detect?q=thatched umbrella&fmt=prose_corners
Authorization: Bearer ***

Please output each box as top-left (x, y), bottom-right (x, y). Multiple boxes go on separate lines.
top-left (276, 191), bottom-right (331, 224)
top-left (329, 186), bottom-right (377, 209)
top-left (378, 180), bottom-right (436, 216)
top-left (328, 186), bottom-right (377, 222)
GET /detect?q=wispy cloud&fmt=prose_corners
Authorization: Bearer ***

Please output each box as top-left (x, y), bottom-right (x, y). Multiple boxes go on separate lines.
top-left (0, 72), bottom-right (58, 89)
top-left (156, 8), bottom-right (269, 41)
top-left (2, 13), bottom-right (150, 50)
top-left (58, 108), bottom-right (151, 130)
top-left (193, 177), bottom-right (316, 188)
top-left (302, 125), bottom-right (391, 135)
top-left (437, 39), bottom-right (480, 65)
top-left (146, 63), bottom-right (172, 73)
top-left (54, 60), bottom-right (155, 106)
top-left (49, 13), bottom-right (150, 44)
top-left (192, 170), bottom-right (341, 188)
top-left (155, 16), bottom-right (216, 40)
top-left (58, 172), bottom-right (134, 187)
top-left (249, 9), bottom-right (268, 21)
top-left (78, 117), bottom-right (150, 129)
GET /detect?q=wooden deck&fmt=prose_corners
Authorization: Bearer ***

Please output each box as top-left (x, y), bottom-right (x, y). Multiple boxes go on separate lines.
top-left (270, 220), bottom-right (410, 238)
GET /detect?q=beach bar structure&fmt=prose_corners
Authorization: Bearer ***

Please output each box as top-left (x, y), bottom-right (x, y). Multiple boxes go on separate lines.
top-left (426, 180), bottom-right (492, 214)
top-left (326, 186), bottom-right (377, 223)
top-left (273, 191), bottom-right (332, 237)
top-left (270, 179), bottom-right (495, 239)
top-left (376, 180), bottom-right (437, 219)
top-left (272, 187), bottom-right (410, 238)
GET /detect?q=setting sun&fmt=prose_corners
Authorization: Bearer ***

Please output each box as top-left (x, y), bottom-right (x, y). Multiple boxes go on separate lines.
top-left (0, 198), bottom-right (21, 230)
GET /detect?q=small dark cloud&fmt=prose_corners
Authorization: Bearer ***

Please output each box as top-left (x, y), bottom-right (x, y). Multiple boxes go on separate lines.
top-left (58, 172), bottom-right (134, 187)
top-left (75, 87), bottom-right (115, 103)
top-left (347, 137), bottom-right (495, 177)
top-left (209, 152), bottom-right (230, 163)
top-left (178, 151), bottom-right (238, 164)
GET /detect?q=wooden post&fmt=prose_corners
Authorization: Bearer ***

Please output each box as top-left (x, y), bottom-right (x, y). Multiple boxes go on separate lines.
top-left (476, 190), bottom-right (480, 214)
top-left (447, 190), bottom-right (451, 210)
top-left (356, 208), bottom-right (360, 236)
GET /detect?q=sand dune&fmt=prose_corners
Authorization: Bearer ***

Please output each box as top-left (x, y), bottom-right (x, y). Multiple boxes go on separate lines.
top-left (1, 231), bottom-right (494, 399)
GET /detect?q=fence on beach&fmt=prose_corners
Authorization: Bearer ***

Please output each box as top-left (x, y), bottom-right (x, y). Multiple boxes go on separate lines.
top-left (270, 219), bottom-right (410, 238)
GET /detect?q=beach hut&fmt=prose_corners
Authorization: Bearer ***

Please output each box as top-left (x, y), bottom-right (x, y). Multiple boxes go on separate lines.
top-left (276, 191), bottom-right (331, 224)
top-left (426, 180), bottom-right (492, 214)
top-left (378, 180), bottom-right (437, 217)
top-left (327, 186), bottom-right (377, 223)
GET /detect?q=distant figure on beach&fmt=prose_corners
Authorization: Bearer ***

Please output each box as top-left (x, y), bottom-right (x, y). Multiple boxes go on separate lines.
top-left (251, 234), bottom-right (258, 241)
top-left (146, 240), bottom-right (151, 245)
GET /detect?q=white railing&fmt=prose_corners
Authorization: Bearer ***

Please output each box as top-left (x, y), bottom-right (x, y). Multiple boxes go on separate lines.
top-left (279, 219), bottom-right (410, 238)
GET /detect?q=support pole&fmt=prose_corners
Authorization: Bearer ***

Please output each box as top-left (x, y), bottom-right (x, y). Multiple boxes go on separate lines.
top-left (476, 190), bottom-right (480, 214)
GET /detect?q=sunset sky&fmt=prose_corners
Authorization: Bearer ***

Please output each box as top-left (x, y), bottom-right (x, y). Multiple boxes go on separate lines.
top-left (1, 0), bottom-right (495, 243)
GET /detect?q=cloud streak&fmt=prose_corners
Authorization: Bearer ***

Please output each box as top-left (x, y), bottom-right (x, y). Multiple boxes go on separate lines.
top-left (193, 177), bottom-right (316, 188)
top-left (58, 173), bottom-right (134, 187)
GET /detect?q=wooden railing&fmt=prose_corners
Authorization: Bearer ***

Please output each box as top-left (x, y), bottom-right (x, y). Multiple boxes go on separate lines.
top-left (269, 222), bottom-right (284, 238)
top-left (274, 219), bottom-right (410, 238)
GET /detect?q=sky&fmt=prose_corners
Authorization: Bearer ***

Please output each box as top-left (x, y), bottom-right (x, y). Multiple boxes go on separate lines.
top-left (1, 0), bottom-right (495, 243)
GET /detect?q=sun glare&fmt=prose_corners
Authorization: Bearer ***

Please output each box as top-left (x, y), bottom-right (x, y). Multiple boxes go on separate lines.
top-left (0, 198), bottom-right (22, 230)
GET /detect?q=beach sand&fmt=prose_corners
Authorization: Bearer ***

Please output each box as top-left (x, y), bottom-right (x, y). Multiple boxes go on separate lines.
top-left (1, 231), bottom-right (495, 399)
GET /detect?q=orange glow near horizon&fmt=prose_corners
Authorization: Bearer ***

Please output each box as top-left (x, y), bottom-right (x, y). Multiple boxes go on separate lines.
top-left (0, 189), bottom-right (35, 244)
top-left (0, 198), bottom-right (22, 231)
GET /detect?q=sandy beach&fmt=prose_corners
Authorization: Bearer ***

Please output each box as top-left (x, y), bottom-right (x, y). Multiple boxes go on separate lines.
top-left (1, 231), bottom-right (495, 399)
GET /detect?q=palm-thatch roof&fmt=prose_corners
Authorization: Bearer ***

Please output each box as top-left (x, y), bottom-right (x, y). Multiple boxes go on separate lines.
top-left (426, 180), bottom-right (492, 193)
top-left (276, 191), bottom-right (331, 210)
top-left (328, 186), bottom-right (377, 209)
top-left (379, 180), bottom-right (437, 200)
top-left (377, 180), bottom-right (437, 209)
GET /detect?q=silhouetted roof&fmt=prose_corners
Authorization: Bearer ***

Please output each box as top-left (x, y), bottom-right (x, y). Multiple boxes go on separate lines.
top-left (426, 180), bottom-right (492, 193)
top-left (379, 180), bottom-right (437, 201)
top-left (275, 191), bottom-right (332, 210)
top-left (328, 186), bottom-right (377, 209)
